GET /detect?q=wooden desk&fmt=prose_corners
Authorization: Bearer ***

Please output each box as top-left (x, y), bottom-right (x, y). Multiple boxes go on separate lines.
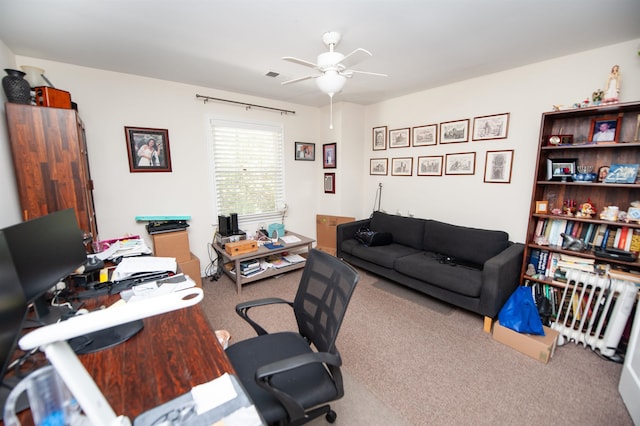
top-left (7, 296), bottom-right (235, 424)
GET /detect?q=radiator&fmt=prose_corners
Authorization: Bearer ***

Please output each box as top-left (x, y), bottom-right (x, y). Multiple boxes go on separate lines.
top-left (551, 269), bottom-right (638, 358)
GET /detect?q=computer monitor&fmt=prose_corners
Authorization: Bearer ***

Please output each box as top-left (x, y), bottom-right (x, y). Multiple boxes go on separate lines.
top-left (0, 231), bottom-right (29, 417)
top-left (3, 209), bottom-right (87, 325)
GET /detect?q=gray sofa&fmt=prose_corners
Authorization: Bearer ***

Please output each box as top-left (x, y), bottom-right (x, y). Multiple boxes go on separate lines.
top-left (336, 211), bottom-right (524, 326)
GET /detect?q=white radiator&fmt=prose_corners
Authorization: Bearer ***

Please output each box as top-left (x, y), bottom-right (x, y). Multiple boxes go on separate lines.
top-left (551, 269), bottom-right (638, 358)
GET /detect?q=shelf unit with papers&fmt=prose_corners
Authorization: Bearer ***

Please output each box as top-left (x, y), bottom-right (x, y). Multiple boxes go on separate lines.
top-left (212, 231), bottom-right (315, 294)
top-left (521, 101), bottom-right (640, 291)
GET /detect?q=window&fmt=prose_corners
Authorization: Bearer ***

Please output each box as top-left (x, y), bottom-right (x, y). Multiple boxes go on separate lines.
top-left (210, 118), bottom-right (285, 221)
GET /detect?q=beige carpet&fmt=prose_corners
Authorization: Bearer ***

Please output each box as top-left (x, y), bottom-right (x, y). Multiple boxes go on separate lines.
top-left (200, 266), bottom-right (633, 426)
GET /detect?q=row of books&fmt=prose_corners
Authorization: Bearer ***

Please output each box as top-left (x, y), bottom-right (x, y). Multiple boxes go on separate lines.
top-left (527, 249), bottom-right (600, 279)
top-left (524, 281), bottom-right (605, 325)
top-left (534, 217), bottom-right (640, 251)
top-left (225, 253), bottom-right (307, 278)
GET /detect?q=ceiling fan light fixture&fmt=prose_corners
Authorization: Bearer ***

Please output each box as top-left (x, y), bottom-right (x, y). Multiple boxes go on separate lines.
top-left (316, 70), bottom-right (346, 95)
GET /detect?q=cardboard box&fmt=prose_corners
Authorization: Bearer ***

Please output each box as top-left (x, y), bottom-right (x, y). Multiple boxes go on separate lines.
top-left (316, 214), bottom-right (355, 255)
top-left (152, 230), bottom-right (190, 262)
top-left (492, 321), bottom-right (559, 364)
top-left (179, 252), bottom-right (202, 288)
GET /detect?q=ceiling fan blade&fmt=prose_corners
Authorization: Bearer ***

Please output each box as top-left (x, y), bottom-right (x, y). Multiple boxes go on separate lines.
top-left (281, 74), bottom-right (319, 85)
top-left (341, 69), bottom-right (388, 78)
top-left (281, 56), bottom-right (319, 69)
top-left (338, 48), bottom-right (372, 68)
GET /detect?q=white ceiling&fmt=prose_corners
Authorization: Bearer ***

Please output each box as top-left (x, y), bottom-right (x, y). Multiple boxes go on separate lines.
top-left (1, 0), bottom-right (639, 108)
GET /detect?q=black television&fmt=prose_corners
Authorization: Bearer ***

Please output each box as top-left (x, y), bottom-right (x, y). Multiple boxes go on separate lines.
top-left (3, 209), bottom-right (87, 325)
top-left (0, 231), bottom-right (29, 417)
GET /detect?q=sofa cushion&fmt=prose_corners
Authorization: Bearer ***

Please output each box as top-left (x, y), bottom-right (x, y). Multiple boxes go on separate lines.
top-left (370, 212), bottom-right (425, 250)
top-left (423, 220), bottom-right (509, 267)
top-left (394, 252), bottom-right (483, 297)
top-left (351, 243), bottom-right (422, 269)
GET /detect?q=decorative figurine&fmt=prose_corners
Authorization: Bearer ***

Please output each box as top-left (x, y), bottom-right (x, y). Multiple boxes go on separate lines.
top-left (603, 65), bottom-right (620, 105)
top-left (560, 233), bottom-right (586, 252)
top-left (576, 200), bottom-right (595, 218)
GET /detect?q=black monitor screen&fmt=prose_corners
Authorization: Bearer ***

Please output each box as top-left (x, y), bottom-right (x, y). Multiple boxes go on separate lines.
top-left (3, 209), bottom-right (86, 323)
top-left (0, 231), bottom-right (28, 383)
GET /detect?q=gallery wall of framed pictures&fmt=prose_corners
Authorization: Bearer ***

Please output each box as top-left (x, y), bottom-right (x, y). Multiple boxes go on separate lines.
top-left (369, 112), bottom-right (514, 184)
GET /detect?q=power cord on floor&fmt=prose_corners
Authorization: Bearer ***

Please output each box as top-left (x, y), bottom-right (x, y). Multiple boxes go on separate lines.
top-left (205, 242), bottom-right (223, 282)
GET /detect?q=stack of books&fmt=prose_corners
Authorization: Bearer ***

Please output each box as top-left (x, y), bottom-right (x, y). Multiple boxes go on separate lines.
top-left (239, 260), bottom-right (263, 277)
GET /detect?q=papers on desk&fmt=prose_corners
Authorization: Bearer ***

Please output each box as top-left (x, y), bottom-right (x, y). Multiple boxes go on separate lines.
top-left (120, 274), bottom-right (195, 303)
top-left (94, 238), bottom-right (153, 261)
top-left (112, 256), bottom-right (177, 281)
top-left (280, 235), bottom-right (301, 244)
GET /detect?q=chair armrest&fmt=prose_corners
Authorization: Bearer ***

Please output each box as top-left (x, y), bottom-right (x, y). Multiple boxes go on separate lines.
top-left (479, 242), bottom-right (525, 318)
top-left (235, 297), bottom-right (293, 336)
top-left (255, 351), bottom-right (342, 423)
top-left (336, 218), bottom-right (370, 258)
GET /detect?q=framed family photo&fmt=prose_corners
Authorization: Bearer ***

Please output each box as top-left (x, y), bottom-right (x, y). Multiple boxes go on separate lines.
top-left (412, 124), bottom-right (438, 146)
top-left (417, 156), bottom-right (443, 176)
top-left (445, 152), bottom-right (476, 175)
top-left (484, 150), bottom-right (514, 183)
top-left (589, 117), bottom-right (621, 143)
top-left (323, 143), bottom-right (337, 168)
top-left (370, 158), bottom-right (388, 175)
top-left (389, 128), bottom-right (410, 148)
top-left (295, 142), bottom-right (315, 161)
top-left (472, 113), bottom-right (510, 141)
top-left (373, 126), bottom-right (387, 150)
top-left (125, 126), bottom-right (172, 173)
top-left (440, 119), bottom-right (469, 144)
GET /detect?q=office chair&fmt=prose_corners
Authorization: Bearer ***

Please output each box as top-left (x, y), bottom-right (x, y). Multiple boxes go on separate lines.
top-left (225, 249), bottom-right (359, 425)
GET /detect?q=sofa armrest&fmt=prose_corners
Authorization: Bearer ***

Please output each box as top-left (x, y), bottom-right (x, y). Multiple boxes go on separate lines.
top-left (479, 242), bottom-right (525, 318)
top-left (336, 218), bottom-right (370, 258)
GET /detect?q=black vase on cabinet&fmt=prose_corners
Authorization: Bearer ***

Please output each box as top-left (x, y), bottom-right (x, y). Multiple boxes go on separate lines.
top-left (2, 69), bottom-right (32, 104)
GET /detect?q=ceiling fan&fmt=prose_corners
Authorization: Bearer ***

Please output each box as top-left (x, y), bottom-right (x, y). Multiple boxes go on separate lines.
top-left (281, 31), bottom-right (387, 128)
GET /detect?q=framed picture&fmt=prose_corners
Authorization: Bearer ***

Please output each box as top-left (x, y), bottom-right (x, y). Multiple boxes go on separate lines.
top-left (324, 173), bottom-right (335, 193)
top-left (445, 152), bottom-right (476, 175)
top-left (373, 126), bottom-right (387, 150)
top-left (635, 114), bottom-right (640, 141)
top-left (603, 163), bottom-right (639, 184)
top-left (125, 126), bottom-right (172, 173)
top-left (472, 113), bottom-right (510, 141)
top-left (389, 128), bottom-right (410, 148)
top-left (589, 116), bottom-right (621, 143)
top-left (484, 150), bottom-right (514, 183)
top-left (440, 119), bottom-right (469, 144)
top-left (294, 142), bottom-right (315, 161)
top-left (323, 143), bottom-right (337, 169)
top-left (412, 124), bottom-right (438, 146)
top-left (535, 201), bottom-right (549, 214)
top-left (546, 158), bottom-right (577, 181)
top-left (370, 158), bottom-right (388, 175)
top-left (417, 156), bottom-right (443, 176)
top-left (597, 165), bottom-right (610, 182)
top-left (391, 157), bottom-right (413, 176)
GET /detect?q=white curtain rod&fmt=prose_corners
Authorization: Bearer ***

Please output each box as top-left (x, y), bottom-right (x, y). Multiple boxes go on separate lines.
top-left (195, 94), bottom-right (296, 115)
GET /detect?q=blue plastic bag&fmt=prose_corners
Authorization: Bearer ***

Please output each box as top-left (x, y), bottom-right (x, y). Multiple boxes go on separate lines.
top-left (498, 286), bottom-right (545, 335)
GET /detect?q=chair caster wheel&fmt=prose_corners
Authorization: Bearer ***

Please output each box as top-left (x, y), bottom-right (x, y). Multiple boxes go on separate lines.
top-left (326, 410), bottom-right (337, 423)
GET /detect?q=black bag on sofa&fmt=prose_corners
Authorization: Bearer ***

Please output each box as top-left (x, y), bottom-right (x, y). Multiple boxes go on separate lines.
top-left (354, 226), bottom-right (393, 247)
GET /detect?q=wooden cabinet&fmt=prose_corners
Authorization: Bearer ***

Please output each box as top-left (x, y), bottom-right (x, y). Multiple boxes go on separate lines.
top-left (521, 101), bottom-right (640, 287)
top-left (5, 103), bottom-right (98, 243)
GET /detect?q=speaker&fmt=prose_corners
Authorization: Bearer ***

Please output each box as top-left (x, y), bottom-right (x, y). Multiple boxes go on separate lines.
top-left (218, 215), bottom-right (231, 236)
top-left (230, 213), bottom-right (239, 234)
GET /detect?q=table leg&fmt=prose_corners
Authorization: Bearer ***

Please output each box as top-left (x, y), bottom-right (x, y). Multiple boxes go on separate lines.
top-left (235, 258), bottom-right (242, 294)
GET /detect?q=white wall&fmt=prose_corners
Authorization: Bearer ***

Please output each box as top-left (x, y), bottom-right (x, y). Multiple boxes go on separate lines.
top-left (360, 39), bottom-right (640, 243)
top-left (1, 38), bottom-right (639, 277)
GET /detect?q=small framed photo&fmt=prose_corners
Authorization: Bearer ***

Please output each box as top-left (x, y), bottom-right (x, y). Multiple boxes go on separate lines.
top-left (445, 152), bottom-right (476, 175)
top-left (373, 126), bottom-right (387, 150)
top-left (440, 119), bottom-right (469, 144)
top-left (628, 207), bottom-right (640, 223)
top-left (546, 158), bottom-right (577, 181)
top-left (484, 150), bottom-right (514, 183)
top-left (323, 143), bottom-right (337, 169)
top-left (294, 142), bottom-right (315, 161)
top-left (535, 201), bottom-right (549, 214)
top-left (472, 113), bottom-right (510, 141)
top-left (324, 173), bottom-right (335, 194)
top-left (417, 156), bottom-right (443, 176)
top-left (589, 117), bottom-right (621, 143)
top-left (412, 124), bottom-right (438, 146)
top-left (597, 165), bottom-right (610, 182)
top-left (389, 128), bottom-right (410, 148)
top-left (370, 158), bottom-right (388, 175)
top-left (391, 157), bottom-right (413, 176)
top-left (125, 126), bottom-right (172, 173)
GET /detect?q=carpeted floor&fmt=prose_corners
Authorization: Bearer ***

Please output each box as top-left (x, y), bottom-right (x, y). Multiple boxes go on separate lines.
top-left (199, 265), bottom-right (633, 426)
